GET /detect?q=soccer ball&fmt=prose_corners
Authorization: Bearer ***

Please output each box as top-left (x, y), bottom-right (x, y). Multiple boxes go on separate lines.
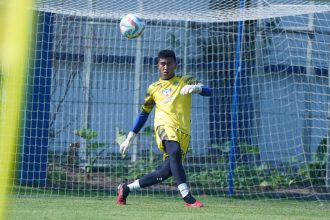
top-left (119, 14), bottom-right (145, 39)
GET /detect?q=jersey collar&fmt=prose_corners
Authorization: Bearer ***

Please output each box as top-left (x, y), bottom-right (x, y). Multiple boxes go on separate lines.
top-left (160, 75), bottom-right (176, 82)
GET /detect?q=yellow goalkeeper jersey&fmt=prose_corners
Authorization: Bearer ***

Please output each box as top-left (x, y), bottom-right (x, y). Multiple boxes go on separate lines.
top-left (141, 75), bottom-right (201, 134)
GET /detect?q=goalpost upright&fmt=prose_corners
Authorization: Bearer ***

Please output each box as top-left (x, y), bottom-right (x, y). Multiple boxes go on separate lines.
top-left (0, 0), bottom-right (35, 218)
top-left (228, 0), bottom-right (246, 196)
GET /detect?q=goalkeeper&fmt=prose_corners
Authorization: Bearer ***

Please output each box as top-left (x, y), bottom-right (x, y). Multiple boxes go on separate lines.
top-left (117, 49), bottom-right (211, 208)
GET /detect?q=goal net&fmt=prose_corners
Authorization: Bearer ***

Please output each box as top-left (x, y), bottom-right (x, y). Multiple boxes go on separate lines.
top-left (12, 0), bottom-right (330, 201)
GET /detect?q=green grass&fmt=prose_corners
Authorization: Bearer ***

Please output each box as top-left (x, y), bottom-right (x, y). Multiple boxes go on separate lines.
top-left (6, 196), bottom-right (330, 220)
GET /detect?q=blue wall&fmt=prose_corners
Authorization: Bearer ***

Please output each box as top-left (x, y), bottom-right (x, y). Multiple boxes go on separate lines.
top-left (20, 12), bottom-right (53, 186)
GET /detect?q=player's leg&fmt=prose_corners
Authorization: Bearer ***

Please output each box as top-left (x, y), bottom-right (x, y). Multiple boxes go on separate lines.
top-left (164, 140), bottom-right (203, 207)
top-left (139, 159), bottom-right (172, 187)
top-left (117, 159), bottom-right (172, 205)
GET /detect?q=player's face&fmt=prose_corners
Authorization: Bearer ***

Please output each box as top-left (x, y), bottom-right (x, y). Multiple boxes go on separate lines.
top-left (158, 57), bottom-right (177, 80)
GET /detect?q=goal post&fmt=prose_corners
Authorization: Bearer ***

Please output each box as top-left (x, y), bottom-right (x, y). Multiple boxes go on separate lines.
top-left (10, 0), bottom-right (330, 200)
top-left (0, 0), bottom-right (35, 217)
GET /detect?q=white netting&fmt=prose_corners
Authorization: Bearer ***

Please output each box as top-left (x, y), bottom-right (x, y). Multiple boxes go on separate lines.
top-left (11, 0), bottom-right (330, 201)
top-left (33, 0), bottom-right (330, 22)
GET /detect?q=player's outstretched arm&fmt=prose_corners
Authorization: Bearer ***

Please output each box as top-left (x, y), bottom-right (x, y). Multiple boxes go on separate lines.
top-left (119, 111), bottom-right (150, 157)
top-left (199, 86), bottom-right (212, 96)
top-left (180, 84), bottom-right (212, 96)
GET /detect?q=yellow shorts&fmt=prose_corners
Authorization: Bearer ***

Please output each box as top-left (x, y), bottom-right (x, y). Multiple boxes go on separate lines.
top-left (155, 125), bottom-right (190, 160)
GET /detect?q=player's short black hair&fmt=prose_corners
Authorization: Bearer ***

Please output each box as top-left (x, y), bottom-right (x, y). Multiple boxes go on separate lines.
top-left (158, 49), bottom-right (176, 62)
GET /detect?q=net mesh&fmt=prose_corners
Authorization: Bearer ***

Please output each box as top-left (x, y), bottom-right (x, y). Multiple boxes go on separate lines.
top-left (33, 0), bottom-right (330, 22)
top-left (10, 0), bottom-right (330, 201)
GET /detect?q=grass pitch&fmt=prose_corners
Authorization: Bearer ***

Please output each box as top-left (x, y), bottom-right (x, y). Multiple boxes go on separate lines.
top-left (6, 195), bottom-right (330, 220)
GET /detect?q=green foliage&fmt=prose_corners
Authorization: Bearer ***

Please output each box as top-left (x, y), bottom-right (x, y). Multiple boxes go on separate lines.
top-left (213, 141), bottom-right (260, 163)
top-left (239, 143), bottom-right (259, 154)
top-left (215, 141), bottom-right (230, 153)
top-left (191, 139), bottom-right (327, 190)
top-left (72, 128), bottom-right (98, 140)
top-left (48, 170), bottom-right (67, 183)
top-left (72, 128), bottom-right (109, 177)
top-left (115, 127), bottom-right (126, 146)
top-left (46, 135), bottom-right (328, 193)
top-left (189, 167), bottom-right (228, 188)
top-left (313, 137), bottom-right (327, 164)
top-left (298, 163), bottom-right (325, 186)
top-left (87, 142), bottom-right (107, 149)
top-left (298, 137), bottom-right (327, 186)
top-left (127, 159), bottom-right (158, 180)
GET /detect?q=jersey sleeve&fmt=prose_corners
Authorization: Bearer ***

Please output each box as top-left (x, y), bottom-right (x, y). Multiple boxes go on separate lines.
top-left (131, 111), bottom-right (150, 133)
top-left (141, 85), bottom-right (155, 113)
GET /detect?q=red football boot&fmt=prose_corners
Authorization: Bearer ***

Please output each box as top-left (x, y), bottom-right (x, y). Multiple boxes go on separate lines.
top-left (117, 183), bottom-right (129, 205)
top-left (185, 199), bottom-right (204, 208)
